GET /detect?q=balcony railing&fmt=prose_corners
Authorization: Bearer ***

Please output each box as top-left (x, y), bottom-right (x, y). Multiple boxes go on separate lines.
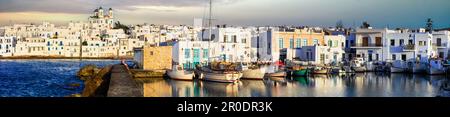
top-left (351, 43), bottom-right (383, 48)
top-left (402, 44), bottom-right (415, 51)
top-left (432, 43), bottom-right (447, 48)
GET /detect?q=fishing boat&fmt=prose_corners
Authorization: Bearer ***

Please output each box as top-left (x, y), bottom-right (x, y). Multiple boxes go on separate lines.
top-left (351, 57), bottom-right (366, 72)
top-left (390, 60), bottom-right (408, 73)
top-left (267, 71), bottom-right (286, 77)
top-left (166, 65), bottom-right (194, 80)
top-left (241, 65), bottom-right (266, 80)
top-left (408, 61), bottom-right (427, 74)
top-left (427, 59), bottom-right (446, 75)
top-left (291, 66), bottom-right (309, 76)
top-left (199, 62), bottom-right (243, 83)
top-left (312, 66), bottom-right (329, 74)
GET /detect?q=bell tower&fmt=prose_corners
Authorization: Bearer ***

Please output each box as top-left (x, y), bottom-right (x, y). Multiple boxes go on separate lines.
top-left (109, 8), bottom-right (113, 18)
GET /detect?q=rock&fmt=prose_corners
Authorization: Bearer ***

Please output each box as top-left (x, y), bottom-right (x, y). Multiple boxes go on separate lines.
top-left (77, 64), bottom-right (99, 80)
top-left (81, 65), bottom-right (113, 97)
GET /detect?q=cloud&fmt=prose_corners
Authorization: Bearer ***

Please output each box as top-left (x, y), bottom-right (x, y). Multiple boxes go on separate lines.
top-left (0, 0), bottom-right (243, 14)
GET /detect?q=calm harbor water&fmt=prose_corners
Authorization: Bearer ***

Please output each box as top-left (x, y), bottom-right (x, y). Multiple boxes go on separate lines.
top-left (0, 59), bottom-right (120, 97)
top-left (139, 73), bottom-right (449, 97)
top-left (0, 59), bottom-right (449, 97)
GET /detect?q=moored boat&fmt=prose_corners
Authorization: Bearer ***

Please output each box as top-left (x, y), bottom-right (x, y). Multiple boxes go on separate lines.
top-left (351, 57), bottom-right (367, 72)
top-left (198, 62), bottom-right (243, 83)
top-left (427, 59), bottom-right (446, 75)
top-left (312, 66), bottom-right (329, 74)
top-left (291, 66), bottom-right (309, 76)
top-left (167, 65), bottom-right (194, 80)
top-left (242, 66), bottom-right (266, 80)
top-left (390, 60), bottom-right (408, 73)
top-left (267, 71), bottom-right (286, 77)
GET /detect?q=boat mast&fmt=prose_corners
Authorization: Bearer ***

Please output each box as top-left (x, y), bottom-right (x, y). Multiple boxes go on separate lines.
top-left (208, 0), bottom-right (212, 65)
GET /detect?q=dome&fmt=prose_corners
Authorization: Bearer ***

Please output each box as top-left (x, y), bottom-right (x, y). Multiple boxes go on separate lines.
top-left (109, 8), bottom-right (113, 10)
top-left (99, 7), bottom-right (103, 9)
top-left (94, 9), bottom-right (98, 12)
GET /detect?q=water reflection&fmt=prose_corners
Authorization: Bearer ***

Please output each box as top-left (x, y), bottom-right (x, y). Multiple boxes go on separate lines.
top-left (137, 73), bottom-right (449, 97)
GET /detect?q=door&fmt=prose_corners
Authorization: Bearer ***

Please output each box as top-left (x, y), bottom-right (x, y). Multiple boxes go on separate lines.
top-left (362, 37), bottom-right (369, 46)
top-left (376, 37), bottom-right (382, 46)
top-left (437, 38), bottom-right (442, 46)
top-left (193, 49), bottom-right (200, 67)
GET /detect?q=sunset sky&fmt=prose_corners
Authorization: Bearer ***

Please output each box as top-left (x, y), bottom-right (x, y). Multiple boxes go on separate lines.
top-left (0, 0), bottom-right (449, 28)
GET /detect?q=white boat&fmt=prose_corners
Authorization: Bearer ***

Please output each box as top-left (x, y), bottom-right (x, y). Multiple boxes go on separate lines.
top-left (167, 65), bottom-right (194, 80)
top-left (428, 59), bottom-right (446, 75)
top-left (200, 71), bottom-right (242, 83)
top-left (242, 67), bottom-right (266, 80)
top-left (390, 60), bottom-right (408, 73)
top-left (267, 71), bottom-right (286, 77)
top-left (408, 61), bottom-right (427, 74)
top-left (351, 57), bottom-right (366, 72)
top-left (366, 61), bottom-right (375, 72)
top-left (312, 66), bottom-right (329, 74)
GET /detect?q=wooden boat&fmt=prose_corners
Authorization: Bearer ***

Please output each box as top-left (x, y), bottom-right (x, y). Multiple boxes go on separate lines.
top-left (427, 59), bottom-right (446, 75)
top-left (351, 57), bottom-right (366, 72)
top-left (390, 60), bottom-right (408, 73)
top-left (242, 66), bottom-right (266, 80)
top-left (267, 71), bottom-right (286, 77)
top-left (312, 66), bottom-right (329, 74)
top-left (292, 66), bottom-right (308, 76)
top-left (167, 65), bottom-right (194, 80)
top-left (199, 62), bottom-right (242, 83)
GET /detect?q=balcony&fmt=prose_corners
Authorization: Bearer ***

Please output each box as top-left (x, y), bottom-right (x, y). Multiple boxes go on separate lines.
top-left (432, 43), bottom-right (447, 49)
top-left (402, 44), bottom-right (415, 51)
top-left (351, 43), bottom-right (383, 49)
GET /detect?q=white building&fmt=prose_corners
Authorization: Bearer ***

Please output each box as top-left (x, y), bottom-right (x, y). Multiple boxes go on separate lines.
top-left (351, 28), bottom-right (384, 62)
top-left (294, 35), bottom-right (346, 65)
top-left (200, 27), bottom-right (252, 62)
top-left (432, 30), bottom-right (450, 59)
top-left (0, 36), bottom-right (16, 57)
top-left (384, 29), bottom-right (435, 62)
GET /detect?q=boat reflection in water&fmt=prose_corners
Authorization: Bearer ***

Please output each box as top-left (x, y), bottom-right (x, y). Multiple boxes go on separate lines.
top-left (138, 72), bottom-right (449, 97)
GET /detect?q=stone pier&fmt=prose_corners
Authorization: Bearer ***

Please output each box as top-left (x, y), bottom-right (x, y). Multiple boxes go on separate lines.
top-left (107, 64), bottom-right (143, 97)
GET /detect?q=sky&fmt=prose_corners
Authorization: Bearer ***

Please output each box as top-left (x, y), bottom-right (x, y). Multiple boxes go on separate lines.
top-left (0, 0), bottom-right (449, 29)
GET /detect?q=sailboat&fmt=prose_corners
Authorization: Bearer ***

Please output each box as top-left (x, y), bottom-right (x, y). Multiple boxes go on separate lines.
top-left (198, 0), bottom-right (242, 83)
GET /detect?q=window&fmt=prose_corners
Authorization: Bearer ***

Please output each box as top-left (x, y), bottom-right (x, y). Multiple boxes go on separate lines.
top-left (402, 54), bottom-right (407, 61)
top-left (232, 35), bottom-right (237, 43)
top-left (399, 39), bottom-right (404, 46)
top-left (203, 49), bottom-right (209, 58)
top-left (419, 41), bottom-right (423, 46)
top-left (328, 40), bottom-right (332, 47)
top-left (424, 41), bottom-right (427, 46)
top-left (303, 39), bottom-right (307, 46)
top-left (184, 49), bottom-right (190, 58)
top-left (223, 35), bottom-right (228, 42)
top-left (289, 38), bottom-right (294, 48)
top-left (314, 39), bottom-right (319, 45)
top-left (279, 38), bottom-right (284, 48)
top-left (296, 38), bottom-right (301, 48)
top-left (242, 38), bottom-right (246, 43)
top-left (390, 39), bottom-right (395, 46)
top-left (392, 54), bottom-right (396, 60)
top-left (150, 51), bottom-right (154, 55)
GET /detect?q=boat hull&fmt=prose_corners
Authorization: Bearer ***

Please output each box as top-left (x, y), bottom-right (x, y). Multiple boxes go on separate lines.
top-left (390, 67), bottom-right (407, 73)
top-left (353, 67), bottom-right (366, 73)
top-left (427, 67), bottom-right (445, 75)
top-left (292, 69), bottom-right (308, 76)
top-left (167, 70), bottom-right (194, 80)
top-left (242, 68), bottom-right (266, 80)
top-left (202, 72), bottom-right (242, 83)
top-left (268, 72), bottom-right (286, 77)
top-left (313, 69), bottom-right (328, 74)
